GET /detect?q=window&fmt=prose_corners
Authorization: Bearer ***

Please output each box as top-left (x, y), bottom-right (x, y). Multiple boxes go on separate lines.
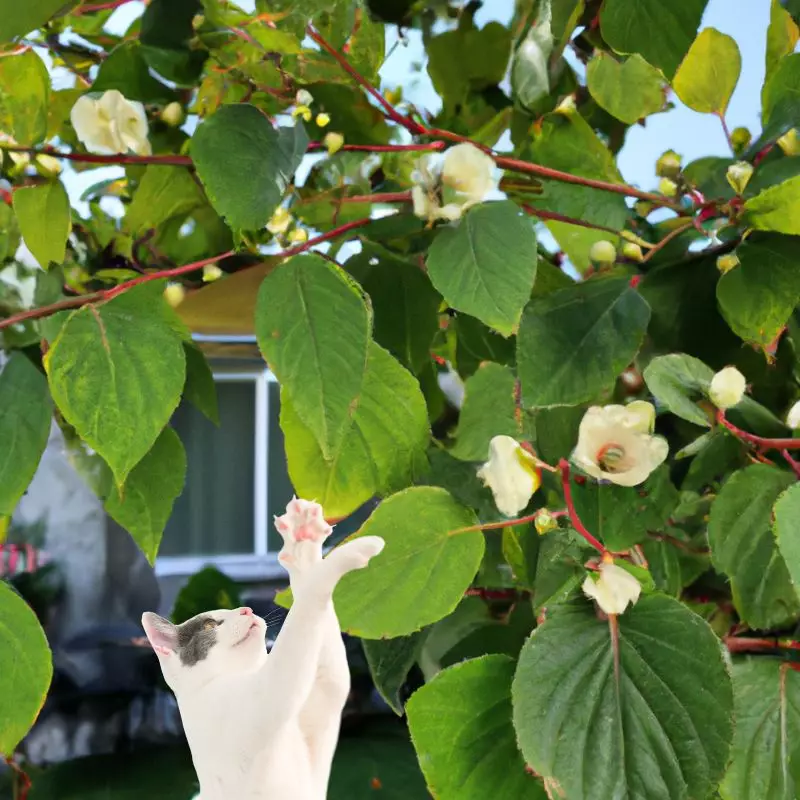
top-left (153, 361), bottom-right (372, 580)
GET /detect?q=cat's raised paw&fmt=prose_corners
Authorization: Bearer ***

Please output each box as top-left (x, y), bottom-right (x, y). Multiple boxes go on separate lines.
top-left (275, 497), bottom-right (333, 572)
top-left (325, 536), bottom-right (385, 576)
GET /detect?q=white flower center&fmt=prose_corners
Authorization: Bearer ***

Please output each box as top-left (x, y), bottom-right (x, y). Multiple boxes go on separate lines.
top-left (596, 443), bottom-right (626, 473)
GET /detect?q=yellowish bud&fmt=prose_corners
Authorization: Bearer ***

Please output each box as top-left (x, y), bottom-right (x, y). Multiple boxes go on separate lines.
top-left (323, 131), bottom-right (344, 155)
top-left (35, 154), bottom-right (62, 176)
top-left (555, 95), bottom-right (576, 115)
top-left (621, 242), bottom-right (644, 262)
top-left (202, 264), bottom-right (223, 282)
top-left (315, 112), bottom-right (331, 127)
top-left (655, 150), bottom-right (681, 179)
top-left (267, 206), bottom-right (292, 235)
top-left (292, 105), bottom-right (312, 122)
top-left (716, 253), bottom-right (740, 274)
top-left (731, 126), bottom-right (752, 155)
top-left (534, 510), bottom-right (558, 535)
top-left (287, 228), bottom-right (308, 244)
top-left (164, 284), bottom-right (186, 307)
top-left (658, 177), bottom-right (678, 197)
top-left (384, 87), bottom-right (403, 105)
top-left (778, 129), bottom-right (800, 157)
top-left (589, 239), bottom-right (617, 265)
top-left (161, 101), bottom-right (184, 127)
top-left (726, 161), bottom-right (754, 195)
top-left (295, 89), bottom-right (314, 106)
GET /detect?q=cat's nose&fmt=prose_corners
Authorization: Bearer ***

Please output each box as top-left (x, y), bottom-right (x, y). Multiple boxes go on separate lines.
top-left (239, 607), bottom-right (253, 616)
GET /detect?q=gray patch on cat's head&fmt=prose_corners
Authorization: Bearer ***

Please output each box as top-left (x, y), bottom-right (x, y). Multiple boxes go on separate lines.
top-left (176, 614), bottom-right (221, 666)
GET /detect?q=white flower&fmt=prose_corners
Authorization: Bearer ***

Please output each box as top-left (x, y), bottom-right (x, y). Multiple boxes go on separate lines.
top-left (274, 497), bottom-right (331, 542)
top-left (295, 89), bottom-right (314, 106)
top-left (582, 561), bottom-right (641, 615)
top-left (267, 206), bottom-right (292, 235)
top-left (572, 401), bottom-right (668, 487)
top-left (787, 400), bottom-right (800, 430)
top-left (70, 90), bottom-right (151, 155)
top-left (411, 144), bottom-right (497, 223)
top-left (477, 435), bottom-right (541, 517)
top-left (709, 366), bottom-right (746, 410)
top-left (726, 161), bottom-right (753, 195)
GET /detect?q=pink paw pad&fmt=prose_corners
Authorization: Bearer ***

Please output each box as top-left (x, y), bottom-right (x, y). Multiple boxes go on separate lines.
top-left (274, 497), bottom-right (332, 543)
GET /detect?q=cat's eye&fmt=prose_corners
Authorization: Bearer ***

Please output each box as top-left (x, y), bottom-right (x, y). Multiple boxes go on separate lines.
top-left (203, 620), bottom-right (218, 630)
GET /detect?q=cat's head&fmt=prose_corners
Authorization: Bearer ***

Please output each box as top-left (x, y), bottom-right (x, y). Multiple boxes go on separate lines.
top-left (141, 607), bottom-right (267, 693)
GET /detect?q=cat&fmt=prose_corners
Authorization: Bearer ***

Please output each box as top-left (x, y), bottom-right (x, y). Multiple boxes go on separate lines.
top-left (141, 498), bottom-right (385, 800)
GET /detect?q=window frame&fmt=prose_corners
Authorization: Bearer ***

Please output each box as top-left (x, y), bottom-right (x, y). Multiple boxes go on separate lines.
top-left (153, 363), bottom-right (287, 581)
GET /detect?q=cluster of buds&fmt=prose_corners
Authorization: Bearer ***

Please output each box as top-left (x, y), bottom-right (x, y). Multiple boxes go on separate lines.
top-left (267, 205), bottom-right (309, 245)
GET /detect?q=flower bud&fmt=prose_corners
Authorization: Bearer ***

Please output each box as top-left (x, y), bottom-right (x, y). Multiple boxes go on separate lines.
top-left (589, 239), bottom-right (617, 265)
top-left (323, 132), bottom-right (344, 155)
top-left (787, 400), bottom-right (800, 430)
top-left (582, 561), bottom-right (641, 615)
top-left (778, 129), bottom-right (800, 157)
top-left (267, 206), bottom-right (292, 235)
top-left (716, 253), bottom-right (739, 274)
top-left (295, 89), bottom-right (314, 106)
top-left (287, 228), bottom-right (308, 244)
top-left (658, 177), bottom-right (678, 197)
top-left (621, 241), bottom-right (644, 262)
top-left (555, 95), bottom-right (576, 115)
top-left (315, 112), bottom-right (331, 127)
top-left (655, 150), bottom-right (681, 179)
top-left (160, 101), bottom-right (184, 127)
top-left (731, 126), bottom-right (752, 155)
top-left (292, 105), bottom-right (312, 122)
top-left (202, 264), bottom-right (223, 282)
top-left (726, 161), bottom-right (754, 195)
top-left (534, 510), bottom-right (558, 535)
top-left (709, 366), bottom-right (746, 410)
top-left (384, 87), bottom-right (402, 105)
top-left (35, 154), bottom-right (62, 176)
top-left (192, 13), bottom-right (205, 29)
top-left (164, 283), bottom-right (186, 307)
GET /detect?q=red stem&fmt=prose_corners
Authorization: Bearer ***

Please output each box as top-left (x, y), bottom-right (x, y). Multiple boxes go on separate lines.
top-left (308, 141), bottom-right (445, 153)
top-left (724, 636), bottom-right (800, 654)
top-left (464, 588), bottom-right (522, 600)
top-left (782, 449), bottom-right (800, 479)
top-left (73, 0), bottom-right (132, 12)
top-left (717, 410), bottom-right (800, 451)
top-left (558, 459), bottom-right (605, 553)
top-left (521, 204), bottom-right (620, 234)
top-left (1, 145), bottom-right (192, 167)
top-left (4, 757), bottom-right (31, 800)
top-left (718, 112), bottom-right (734, 155)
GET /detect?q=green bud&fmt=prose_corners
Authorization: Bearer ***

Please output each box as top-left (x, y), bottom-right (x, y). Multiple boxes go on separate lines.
top-left (534, 510), bottom-right (558, 535)
top-left (730, 127), bottom-right (752, 155)
top-left (716, 253), bottom-right (740, 274)
top-left (655, 150), bottom-right (681, 179)
top-left (589, 239), bottom-right (617, 265)
top-left (621, 241), bottom-right (644, 262)
top-left (726, 161), bottom-right (754, 195)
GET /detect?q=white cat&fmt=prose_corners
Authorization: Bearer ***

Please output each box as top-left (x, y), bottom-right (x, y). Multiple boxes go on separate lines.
top-left (142, 498), bottom-right (385, 800)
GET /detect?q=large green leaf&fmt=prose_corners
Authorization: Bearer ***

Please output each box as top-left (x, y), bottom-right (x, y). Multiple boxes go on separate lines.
top-left (333, 487), bottom-right (484, 638)
top-left (517, 277), bottom-right (650, 407)
top-left (280, 342), bottom-right (429, 518)
top-left (45, 283), bottom-right (187, 486)
top-left (673, 27), bottom-right (741, 115)
top-left (192, 105), bottom-right (308, 231)
top-left (450, 362), bottom-right (519, 461)
top-left (363, 631), bottom-right (427, 716)
top-left (717, 235), bottom-right (800, 346)
top-left (426, 201), bottom-right (538, 337)
top-left (13, 182), bottom-right (71, 268)
top-left (139, 0), bottom-right (206, 87)
top-left (586, 53), bottom-right (664, 124)
top-left (526, 112), bottom-right (628, 270)
top-left (510, 4), bottom-right (554, 109)
top-left (103, 427), bottom-right (187, 564)
top-left (0, 49), bottom-right (50, 145)
top-left (512, 594), bottom-right (733, 800)
top-left (0, 582), bottom-right (53, 753)
top-left (91, 42), bottom-right (177, 104)
top-left (745, 175), bottom-right (800, 235)
top-left (345, 243), bottom-right (441, 373)
top-left (643, 353), bottom-right (714, 428)
top-left (599, 0), bottom-right (709, 78)
top-left (720, 658), bottom-right (800, 799)
top-left (765, 0), bottom-right (800, 100)
top-left (125, 165), bottom-right (206, 234)
top-left (256, 254), bottom-right (371, 459)
top-left (772, 482), bottom-right (800, 600)
top-left (708, 464), bottom-right (800, 629)
top-left (0, 0), bottom-right (73, 43)
top-left (408, 655), bottom-right (546, 800)
top-left (0, 353), bottom-right (52, 516)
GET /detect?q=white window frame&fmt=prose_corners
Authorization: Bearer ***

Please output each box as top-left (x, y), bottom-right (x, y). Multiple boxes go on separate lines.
top-left (154, 364), bottom-right (287, 581)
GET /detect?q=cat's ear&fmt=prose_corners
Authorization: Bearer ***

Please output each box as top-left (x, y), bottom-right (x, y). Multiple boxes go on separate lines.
top-left (142, 612), bottom-right (178, 657)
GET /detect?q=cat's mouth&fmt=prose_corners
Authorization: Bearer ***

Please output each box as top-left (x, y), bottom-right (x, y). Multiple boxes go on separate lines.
top-left (234, 620), bottom-right (260, 647)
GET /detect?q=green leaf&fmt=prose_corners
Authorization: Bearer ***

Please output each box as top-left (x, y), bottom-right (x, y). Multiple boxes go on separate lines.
top-left (171, 565), bottom-right (242, 624)
top-left (765, 0), bottom-right (800, 98)
top-left (426, 201), bottom-right (537, 336)
top-left (363, 631), bottom-right (427, 716)
top-left (280, 342), bottom-right (429, 518)
top-left (125, 165), bottom-right (206, 234)
top-left (511, 3), bottom-right (554, 109)
top-left (0, 354), bottom-right (51, 516)
top-left (408, 655), bottom-right (546, 800)
top-left (745, 175), bottom-right (800, 235)
top-left (450, 362), bottom-right (519, 461)
top-left (13, 182), bottom-right (71, 268)
top-left (720, 658), bottom-right (800, 799)
top-left (643, 353), bottom-right (715, 427)
top-left (641, 539), bottom-right (684, 596)
top-left (91, 42), bottom-right (177, 104)
top-left (772, 483), bottom-right (800, 603)
top-left (525, 111), bottom-right (628, 271)
top-left (256, 254), bottom-right (371, 459)
top-left (708, 464), bottom-right (800, 629)
top-left (517, 277), bottom-right (650, 408)
top-left (140, 0), bottom-right (206, 87)
top-left (45, 282), bottom-right (187, 486)
top-left (673, 27), bottom-right (741, 115)
top-left (333, 487), bottom-right (484, 638)
top-left (717, 235), bottom-right (800, 347)
top-left (586, 53), bottom-right (665, 124)
top-left (345, 243), bottom-right (441, 373)
top-left (0, 0), bottom-right (73, 43)
top-left (512, 594), bottom-right (733, 800)
top-left (182, 343), bottom-right (219, 425)
top-left (103, 427), bottom-right (186, 564)
top-left (454, 313), bottom-right (516, 377)
top-left (0, 49), bottom-right (50, 145)
top-left (192, 104), bottom-right (308, 232)
top-left (599, 0), bottom-right (709, 79)
top-left (0, 582), bottom-right (52, 753)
